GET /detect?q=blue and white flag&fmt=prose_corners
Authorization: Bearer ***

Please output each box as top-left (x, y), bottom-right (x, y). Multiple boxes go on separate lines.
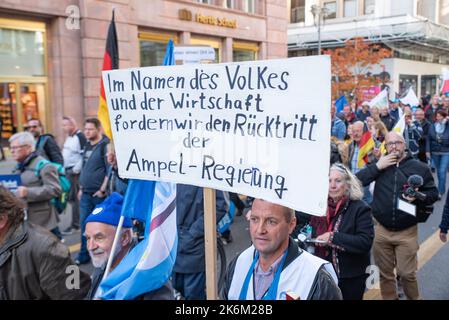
top-left (96, 181), bottom-right (177, 299)
top-left (335, 95), bottom-right (348, 113)
top-left (96, 40), bottom-right (178, 300)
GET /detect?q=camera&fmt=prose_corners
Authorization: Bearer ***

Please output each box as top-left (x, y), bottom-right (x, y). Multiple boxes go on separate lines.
top-left (403, 175), bottom-right (426, 201)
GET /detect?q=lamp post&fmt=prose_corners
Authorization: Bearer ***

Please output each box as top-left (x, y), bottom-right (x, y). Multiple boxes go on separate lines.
top-left (311, 4), bottom-right (329, 55)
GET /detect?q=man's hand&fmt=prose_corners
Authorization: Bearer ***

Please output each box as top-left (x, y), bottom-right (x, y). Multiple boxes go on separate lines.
top-left (440, 232), bottom-right (447, 243)
top-left (376, 153), bottom-right (398, 170)
top-left (402, 194), bottom-right (416, 202)
top-left (93, 189), bottom-right (107, 198)
top-left (16, 186), bottom-right (28, 198)
top-left (78, 189), bottom-right (82, 201)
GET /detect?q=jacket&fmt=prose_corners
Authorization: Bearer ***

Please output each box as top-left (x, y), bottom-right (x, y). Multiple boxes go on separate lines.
top-left (173, 184), bottom-right (226, 274)
top-left (347, 140), bottom-right (376, 171)
top-left (380, 114), bottom-right (396, 131)
top-left (331, 117), bottom-right (346, 140)
top-left (426, 121), bottom-right (449, 153)
top-left (221, 238), bottom-right (342, 300)
top-left (404, 121), bottom-right (423, 157)
top-left (36, 134), bottom-right (64, 165)
top-left (0, 222), bottom-right (91, 299)
top-left (14, 152), bottom-right (62, 230)
top-left (313, 200), bottom-right (374, 279)
top-left (356, 156), bottom-right (439, 231)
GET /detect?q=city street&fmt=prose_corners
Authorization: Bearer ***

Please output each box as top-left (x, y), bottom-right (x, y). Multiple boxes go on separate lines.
top-left (1, 154), bottom-right (448, 299)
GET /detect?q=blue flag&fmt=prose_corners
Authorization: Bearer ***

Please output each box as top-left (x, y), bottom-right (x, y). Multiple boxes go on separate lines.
top-left (335, 95), bottom-right (348, 114)
top-left (96, 40), bottom-right (178, 300)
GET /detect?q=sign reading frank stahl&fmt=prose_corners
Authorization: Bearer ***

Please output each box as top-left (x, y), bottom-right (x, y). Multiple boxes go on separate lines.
top-left (102, 56), bottom-right (331, 216)
top-left (0, 174), bottom-right (22, 193)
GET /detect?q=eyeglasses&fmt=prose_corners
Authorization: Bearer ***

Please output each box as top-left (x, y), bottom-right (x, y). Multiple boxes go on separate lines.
top-left (10, 145), bottom-right (29, 151)
top-left (385, 141), bottom-right (404, 148)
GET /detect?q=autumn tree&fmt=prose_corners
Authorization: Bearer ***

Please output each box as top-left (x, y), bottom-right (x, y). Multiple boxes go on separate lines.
top-left (323, 37), bottom-right (391, 102)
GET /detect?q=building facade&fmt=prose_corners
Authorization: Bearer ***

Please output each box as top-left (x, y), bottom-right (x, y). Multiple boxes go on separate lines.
top-left (0, 0), bottom-right (287, 143)
top-left (288, 0), bottom-right (449, 101)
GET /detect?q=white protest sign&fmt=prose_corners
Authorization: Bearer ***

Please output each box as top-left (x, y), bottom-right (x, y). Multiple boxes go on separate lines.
top-left (174, 46), bottom-right (216, 64)
top-left (102, 56), bottom-right (331, 216)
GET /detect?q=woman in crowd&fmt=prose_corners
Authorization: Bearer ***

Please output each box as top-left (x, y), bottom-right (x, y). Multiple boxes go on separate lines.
top-left (426, 109), bottom-right (449, 198)
top-left (310, 163), bottom-right (374, 300)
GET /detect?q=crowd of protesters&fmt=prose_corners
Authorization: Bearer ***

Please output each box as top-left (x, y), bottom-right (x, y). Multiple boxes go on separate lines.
top-left (0, 91), bottom-right (448, 300)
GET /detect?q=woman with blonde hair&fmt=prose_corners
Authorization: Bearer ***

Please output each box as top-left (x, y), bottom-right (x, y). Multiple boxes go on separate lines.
top-left (310, 163), bottom-right (374, 300)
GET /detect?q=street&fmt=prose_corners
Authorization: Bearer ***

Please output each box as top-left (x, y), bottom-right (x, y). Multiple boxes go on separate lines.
top-left (1, 155), bottom-right (448, 299)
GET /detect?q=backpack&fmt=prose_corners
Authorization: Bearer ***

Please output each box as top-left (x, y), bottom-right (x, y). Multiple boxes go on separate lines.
top-left (35, 159), bottom-right (71, 214)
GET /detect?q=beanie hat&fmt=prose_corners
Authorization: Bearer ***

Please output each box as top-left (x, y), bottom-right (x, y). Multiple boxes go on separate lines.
top-left (85, 192), bottom-right (133, 228)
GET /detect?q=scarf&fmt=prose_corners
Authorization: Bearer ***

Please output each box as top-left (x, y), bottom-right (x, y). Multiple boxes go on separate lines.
top-left (435, 120), bottom-right (446, 135)
top-left (16, 151), bottom-right (39, 172)
top-left (310, 195), bottom-right (349, 259)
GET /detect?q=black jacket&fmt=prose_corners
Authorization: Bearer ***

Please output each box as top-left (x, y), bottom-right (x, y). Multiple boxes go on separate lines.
top-left (426, 121), bottom-right (449, 153)
top-left (173, 184), bottom-right (227, 274)
top-left (356, 156), bottom-right (438, 231)
top-left (325, 200), bottom-right (374, 279)
top-left (380, 115), bottom-right (396, 131)
top-left (36, 134), bottom-right (64, 165)
top-left (221, 239), bottom-right (342, 300)
top-left (0, 222), bottom-right (90, 299)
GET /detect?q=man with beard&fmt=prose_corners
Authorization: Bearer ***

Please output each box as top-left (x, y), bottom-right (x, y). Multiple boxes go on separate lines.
top-left (84, 192), bottom-right (174, 300)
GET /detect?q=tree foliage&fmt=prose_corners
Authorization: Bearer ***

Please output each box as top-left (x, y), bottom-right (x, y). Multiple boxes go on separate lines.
top-left (323, 37), bottom-right (392, 101)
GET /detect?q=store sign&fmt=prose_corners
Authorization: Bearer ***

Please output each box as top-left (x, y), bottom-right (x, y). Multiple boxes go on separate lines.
top-left (102, 56), bottom-right (331, 215)
top-left (178, 9), bottom-right (237, 28)
top-left (174, 46), bottom-right (216, 64)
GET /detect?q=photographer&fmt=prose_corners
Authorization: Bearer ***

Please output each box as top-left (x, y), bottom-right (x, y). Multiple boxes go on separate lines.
top-left (356, 132), bottom-right (438, 300)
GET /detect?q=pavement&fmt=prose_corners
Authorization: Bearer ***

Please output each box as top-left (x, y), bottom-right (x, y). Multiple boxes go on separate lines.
top-left (2, 154), bottom-right (449, 299)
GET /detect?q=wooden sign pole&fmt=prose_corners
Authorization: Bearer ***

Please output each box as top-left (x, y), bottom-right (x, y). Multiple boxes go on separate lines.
top-left (203, 187), bottom-right (218, 300)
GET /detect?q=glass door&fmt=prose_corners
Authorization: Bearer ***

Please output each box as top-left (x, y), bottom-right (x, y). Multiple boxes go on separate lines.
top-left (0, 81), bottom-right (47, 143)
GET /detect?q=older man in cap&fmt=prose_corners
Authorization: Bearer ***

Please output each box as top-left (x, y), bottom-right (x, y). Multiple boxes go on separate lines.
top-left (85, 192), bottom-right (174, 300)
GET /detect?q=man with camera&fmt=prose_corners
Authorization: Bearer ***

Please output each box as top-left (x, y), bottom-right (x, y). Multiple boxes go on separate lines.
top-left (356, 132), bottom-right (438, 300)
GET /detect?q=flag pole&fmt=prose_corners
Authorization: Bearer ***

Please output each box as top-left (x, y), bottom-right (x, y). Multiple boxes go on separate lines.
top-left (103, 215), bottom-right (125, 280)
top-left (203, 188), bottom-right (218, 300)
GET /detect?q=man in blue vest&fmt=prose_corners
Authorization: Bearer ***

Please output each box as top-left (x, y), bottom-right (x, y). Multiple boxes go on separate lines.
top-left (222, 199), bottom-right (342, 300)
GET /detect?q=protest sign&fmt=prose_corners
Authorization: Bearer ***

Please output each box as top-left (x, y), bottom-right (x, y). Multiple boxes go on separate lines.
top-left (0, 174), bottom-right (21, 193)
top-left (103, 56), bottom-right (331, 216)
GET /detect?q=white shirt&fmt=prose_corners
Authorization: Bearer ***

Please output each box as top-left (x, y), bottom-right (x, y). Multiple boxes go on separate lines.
top-left (62, 130), bottom-right (84, 173)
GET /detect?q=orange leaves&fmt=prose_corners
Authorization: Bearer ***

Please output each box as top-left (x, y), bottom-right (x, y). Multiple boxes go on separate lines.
top-left (323, 37), bottom-right (392, 100)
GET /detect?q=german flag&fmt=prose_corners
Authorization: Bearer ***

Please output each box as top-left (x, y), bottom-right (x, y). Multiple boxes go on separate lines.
top-left (98, 10), bottom-right (119, 139)
top-left (357, 124), bottom-right (375, 168)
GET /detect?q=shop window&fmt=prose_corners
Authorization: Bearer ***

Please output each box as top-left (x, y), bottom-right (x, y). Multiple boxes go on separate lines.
top-left (139, 32), bottom-right (178, 67)
top-left (233, 41), bottom-right (258, 62)
top-left (0, 25), bottom-right (45, 76)
top-left (399, 74), bottom-right (418, 96)
top-left (421, 75), bottom-right (437, 97)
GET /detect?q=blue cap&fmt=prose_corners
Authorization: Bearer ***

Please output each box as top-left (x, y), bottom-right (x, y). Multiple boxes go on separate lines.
top-left (390, 98), bottom-right (399, 103)
top-left (85, 192), bottom-right (133, 228)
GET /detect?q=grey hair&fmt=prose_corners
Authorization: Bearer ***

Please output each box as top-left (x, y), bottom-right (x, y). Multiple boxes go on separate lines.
top-left (330, 163), bottom-right (364, 200)
top-left (9, 132), bottom-right (36, 151)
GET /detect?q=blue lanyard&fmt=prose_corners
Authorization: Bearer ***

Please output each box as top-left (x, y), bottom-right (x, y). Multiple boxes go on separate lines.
top-left (238, 249), bottom-right (288, 300)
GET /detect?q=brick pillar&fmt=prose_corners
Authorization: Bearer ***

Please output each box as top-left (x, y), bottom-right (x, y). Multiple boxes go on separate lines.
top-left (265, 0), bottom-right (288, 59)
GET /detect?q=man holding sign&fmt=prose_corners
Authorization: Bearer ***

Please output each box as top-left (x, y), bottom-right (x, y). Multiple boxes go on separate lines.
top-left (221, 199), bottom-right (341, 300)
